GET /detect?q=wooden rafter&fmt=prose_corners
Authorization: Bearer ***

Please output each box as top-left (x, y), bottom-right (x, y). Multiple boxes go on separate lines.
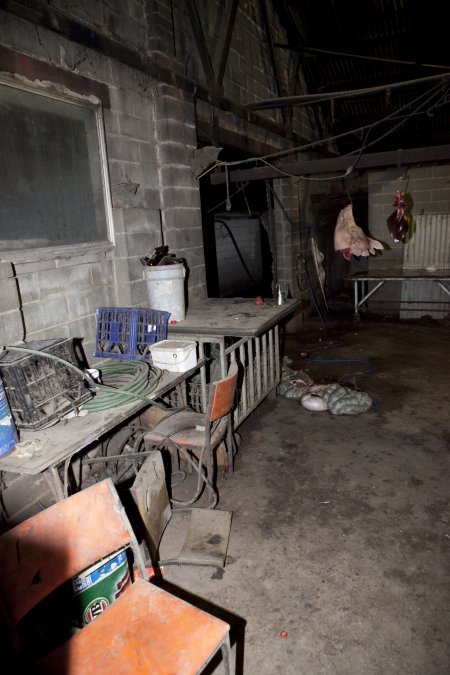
top-left (216, 0), bottom-right (239, 87)
top-left (185, 0), bottom-right (216, 89)
top-left (258, 0), bottom-right (289, 127)
top-left (258, 0), bottom-right (284, 100)
top-left (210, 145), bottom-right (450, 184)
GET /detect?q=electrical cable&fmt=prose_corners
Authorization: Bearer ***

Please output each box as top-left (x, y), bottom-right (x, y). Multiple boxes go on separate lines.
top-left (303, 356), bottom-right (375, 381)
top-left (139, 424), bottom-right (218, 508)
top-left (298, 340), bottom-right (343, 352)
top-left (94, 421), bottom-right (219, 508)
top-left (303, 258), bottom-right (327, 331)
top-left (272, 43), bottom-right (450, 72)
top-left (245, 71), bottom-right (450, 109)
top-left (201, 78), bottom-right (450, 183)
top-left (347, 80), bottom-right (449, 165)
top-left (298, 340), bottom-right (376, 381)
top-left (215, 219), bottom-right (259, 286)
top-left (259, 80), bottom-right (450, 182)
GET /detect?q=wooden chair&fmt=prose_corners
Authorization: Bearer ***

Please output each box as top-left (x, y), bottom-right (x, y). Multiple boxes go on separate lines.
top-left (141, 360), bottom-right (239, 508)
top-left (0, 478), bottom-right (234, 674)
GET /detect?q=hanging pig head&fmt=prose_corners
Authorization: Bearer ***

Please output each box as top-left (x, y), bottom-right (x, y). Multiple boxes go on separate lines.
top-left (334, 204), bottom-right (384, 261)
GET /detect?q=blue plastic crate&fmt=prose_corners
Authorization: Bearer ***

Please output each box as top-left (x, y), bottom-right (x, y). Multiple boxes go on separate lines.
top-left (94, 307), bottom-right (137, 360)
top-left (94, 307), bottom-right (169, 360)
top-left (134, 308), bottom-right (170, 360)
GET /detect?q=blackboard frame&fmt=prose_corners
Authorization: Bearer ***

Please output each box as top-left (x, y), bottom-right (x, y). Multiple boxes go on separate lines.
top-left (0, 77), bottom-right (114, 262)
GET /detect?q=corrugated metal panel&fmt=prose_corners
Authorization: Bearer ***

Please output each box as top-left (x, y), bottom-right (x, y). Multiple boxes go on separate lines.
top-left (404, 214), bottom-right (450, 270)
top-left (401, 214), bottom-right (450, 318)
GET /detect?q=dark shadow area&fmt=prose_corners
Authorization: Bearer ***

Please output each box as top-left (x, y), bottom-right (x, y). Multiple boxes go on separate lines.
top-left (199, 146), bottom-right (273, 300)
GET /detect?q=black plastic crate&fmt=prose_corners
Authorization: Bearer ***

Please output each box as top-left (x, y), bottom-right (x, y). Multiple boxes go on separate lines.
top-left (0, 339), bottom-right (92, 431)
top-left (162, 379), bottom-right (208, 413)
top-left (94, 307), bottom-right (169, 360)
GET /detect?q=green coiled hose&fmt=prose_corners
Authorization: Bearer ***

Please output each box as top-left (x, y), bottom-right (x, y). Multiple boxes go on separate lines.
top-left (82, 360), bottom-right (161, 411)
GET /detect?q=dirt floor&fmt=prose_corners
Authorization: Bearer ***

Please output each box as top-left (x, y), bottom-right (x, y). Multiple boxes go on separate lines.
top-left (156, 312), bottom-right (450, 675)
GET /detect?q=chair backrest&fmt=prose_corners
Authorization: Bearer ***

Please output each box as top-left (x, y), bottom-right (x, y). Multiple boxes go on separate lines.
top-left (0, 478), bottom-right (147, 644)
top-left (208, 360), bottom-right (239, 422)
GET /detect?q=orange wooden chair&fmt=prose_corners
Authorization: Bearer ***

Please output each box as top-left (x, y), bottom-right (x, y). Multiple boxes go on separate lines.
top-left (141, 360), bottom-right (239, 508)
top-left (0, 478), bottom-right (234, 674)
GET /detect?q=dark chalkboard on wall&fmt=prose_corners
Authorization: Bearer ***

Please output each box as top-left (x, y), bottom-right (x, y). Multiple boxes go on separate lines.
top-left (0, 83), bottom-right (110, 252)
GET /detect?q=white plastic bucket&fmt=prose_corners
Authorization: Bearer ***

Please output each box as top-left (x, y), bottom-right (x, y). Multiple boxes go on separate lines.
top-left (148, 339), bottom-right (197, 372)
top-left (143, 263), bottom-right (186, 321)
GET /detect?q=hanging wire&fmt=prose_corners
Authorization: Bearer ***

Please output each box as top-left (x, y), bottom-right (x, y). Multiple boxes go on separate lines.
top-left (225, 165), bottom-right (231, 211)
top-left (242, 184), bottom-right (252, 216)
top-left (215, 219), bottom-right (259, 286)
top-left (197, 78), bottom-right (450, 182)
top-left (206, 181), bottom-right (249, 214)
top-left (258, 79), bottom-right (450, 182)
top-left (245, 71), bottom-right (450, 111)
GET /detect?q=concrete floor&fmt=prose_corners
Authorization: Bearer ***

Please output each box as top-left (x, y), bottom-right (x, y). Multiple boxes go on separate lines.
top-left (157, 313), bottom-right (450, 675)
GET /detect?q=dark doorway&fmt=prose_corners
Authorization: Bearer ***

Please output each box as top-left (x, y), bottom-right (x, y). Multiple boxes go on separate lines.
top-left (199, 152), bottom-right (273, 298)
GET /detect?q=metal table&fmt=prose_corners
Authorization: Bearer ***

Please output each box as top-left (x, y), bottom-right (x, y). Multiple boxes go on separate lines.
top-left (346, 268), bottom-right (450, 320)
top-left (0, 364), bottom-right (204, 502)
top-left (168, 298), bottom-right (302, 426)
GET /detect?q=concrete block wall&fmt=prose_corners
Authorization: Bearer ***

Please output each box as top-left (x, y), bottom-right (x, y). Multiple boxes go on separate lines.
top-left (0, 472), bottom-right (56, 531)
top-left (366, 165), bottom-right (450, 312)
top-left (172, 0), bottom-right (316, 142)
top-left (0, 8), bottom-right (201, 522)
top-left (5, 253), bottom-right (116, 357)
top-left (0, 0), bottom-right (318, 524)
top-left (195, 98), bottom-right (292, 160)
top-left (154, 84), bottom-right (206, 303)
top-left (369, 164), bottom-right (450, 249)
top-left (48, 0), bottom-right (147, 56)
top-left (272, 178), bottom-right (306, 331)
top-left (0, 9), bottom-right (202, 352)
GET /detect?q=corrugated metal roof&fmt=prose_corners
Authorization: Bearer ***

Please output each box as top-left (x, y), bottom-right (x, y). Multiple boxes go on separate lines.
top-left (276, 0), bottom-right (450, 154)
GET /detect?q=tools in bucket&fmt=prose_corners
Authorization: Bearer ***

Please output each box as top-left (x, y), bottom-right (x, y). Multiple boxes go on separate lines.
top-left (140, 246), bottom-right (185, 267)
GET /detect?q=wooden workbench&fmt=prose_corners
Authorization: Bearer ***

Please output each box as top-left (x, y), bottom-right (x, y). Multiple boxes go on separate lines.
top-left (168, 297), bottom-right (303, 427)
top-left (168, 297), bottom-right (302, 337)
top-left (0, 365), bottom-right (203, 501)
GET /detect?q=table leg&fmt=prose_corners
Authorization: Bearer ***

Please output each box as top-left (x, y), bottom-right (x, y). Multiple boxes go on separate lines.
top-left (353, 281), bottom-right (359, 322)
top-left (198, 342), bottom-right (208, 413)
top-left (43, 466), bottom-right (65, 502)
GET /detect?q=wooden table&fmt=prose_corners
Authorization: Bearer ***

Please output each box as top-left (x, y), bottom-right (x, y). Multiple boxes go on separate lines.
top-left (168, 297), bottom-right (302, 338)
top-left (0, 364), bottom-right (203, 501)
top-left (168, 298), bottom-right (302, 426)
top-left (345, 268), bottom-right (450, 320)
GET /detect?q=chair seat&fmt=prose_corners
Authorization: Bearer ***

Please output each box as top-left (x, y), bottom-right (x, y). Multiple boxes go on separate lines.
top-left (140, 362), bottom-right (239, 494)
top-left (144, 410), bottom-right (212, 448)
top-left (37, 578), bottom-right (230, 675)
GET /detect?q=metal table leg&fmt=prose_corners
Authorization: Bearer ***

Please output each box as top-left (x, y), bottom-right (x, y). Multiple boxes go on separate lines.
top-left (353, 280), bottom-right (359, 319)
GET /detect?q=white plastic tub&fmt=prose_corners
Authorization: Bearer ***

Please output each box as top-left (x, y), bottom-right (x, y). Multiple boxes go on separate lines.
top-left (148, 339), bottom-right (197, 373)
